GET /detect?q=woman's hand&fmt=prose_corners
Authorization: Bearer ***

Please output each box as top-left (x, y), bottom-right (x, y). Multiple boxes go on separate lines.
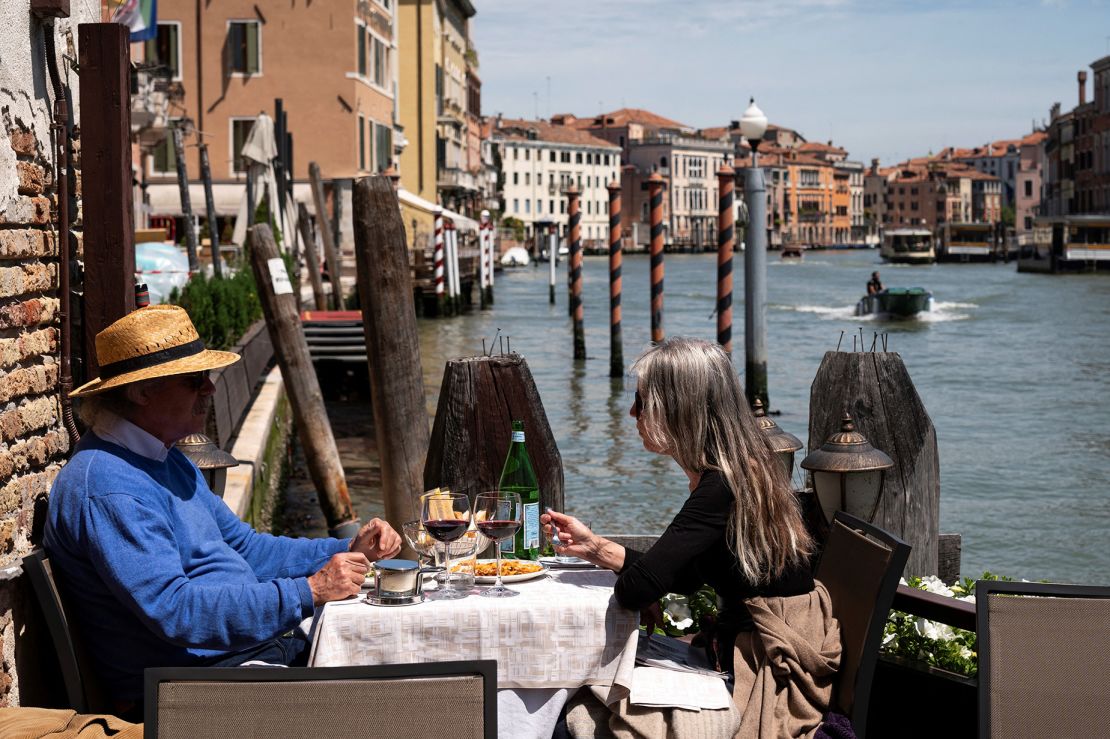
top-left (541, 510), bottom-right (626, 572)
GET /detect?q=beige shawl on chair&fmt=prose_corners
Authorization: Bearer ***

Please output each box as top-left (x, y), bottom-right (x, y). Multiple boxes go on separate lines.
top-left (732, 581), bottom-right (842, 739)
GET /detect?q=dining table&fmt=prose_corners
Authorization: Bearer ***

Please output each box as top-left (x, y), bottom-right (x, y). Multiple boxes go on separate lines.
top-left (301, 566), bottom-right (640, 739)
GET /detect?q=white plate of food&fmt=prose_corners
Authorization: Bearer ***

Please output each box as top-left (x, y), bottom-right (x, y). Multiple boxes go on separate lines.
top-left (469, 559), bottom-right (548, 584)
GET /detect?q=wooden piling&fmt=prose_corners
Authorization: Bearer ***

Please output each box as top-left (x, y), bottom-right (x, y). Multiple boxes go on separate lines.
top-left (716, 164), bottom-right (735, 353)
top-left (648, 172), bottom-right (665, 343)
top-left (808, 350), bottom-right (940, 577)
top-left (482, 209), bottom-right (495, 303)
top-left (247, 223), bottom-right (359, 537)
top-left (198, 142), bottom-right (223, 278)
top-left (567, 185), bottom-right (585, 360)
top-left (478, 212), bottom-right (489, 310)
top-left (353, 176), bottom-right (432, 530)
top-left (308, 162), bottom-right (343, 310)
top-left (171, 124), bottom-right (200, 273)
top-left (296, 202), bottom-right (327, 311)
top-left (548, 228), bottom-right (557, 305)
top-left (425, 354), bottom-right (565, 514)
top-left (607, 180), bottom-right (624, 378)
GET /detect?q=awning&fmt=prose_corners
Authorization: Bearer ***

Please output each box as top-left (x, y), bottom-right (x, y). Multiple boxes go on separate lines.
top-left (397, 188), bottom-right (478, 233)
top-left (145, 183), bottom-right (314, 218)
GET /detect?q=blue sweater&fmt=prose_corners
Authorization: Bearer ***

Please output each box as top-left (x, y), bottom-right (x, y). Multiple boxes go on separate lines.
top-left (44, 433), bottom-right (350, 701)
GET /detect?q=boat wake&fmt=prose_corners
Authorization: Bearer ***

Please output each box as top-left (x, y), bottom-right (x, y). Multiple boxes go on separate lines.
top-left (784, 301), bottom-right (975, 322)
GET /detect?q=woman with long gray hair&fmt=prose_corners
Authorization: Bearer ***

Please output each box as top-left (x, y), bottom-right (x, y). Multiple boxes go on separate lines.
top-left (544, 337), bottom-right (841, 737)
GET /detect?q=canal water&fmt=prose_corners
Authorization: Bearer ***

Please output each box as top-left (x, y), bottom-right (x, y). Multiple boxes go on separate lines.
top-left (412, 250), bottom-right (1110, 584)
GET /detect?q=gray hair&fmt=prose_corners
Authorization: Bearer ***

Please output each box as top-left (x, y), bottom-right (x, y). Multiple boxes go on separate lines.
top-left (631, 337), bottom-right (811, 584)
top-left (77, 377), bottom-right (164, 428)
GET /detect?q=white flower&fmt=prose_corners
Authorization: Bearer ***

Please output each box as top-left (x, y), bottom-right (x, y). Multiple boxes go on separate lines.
top-left (919, 576), bottom-right (955, 598)
top-left (913, 618), bottom-right (955, 642)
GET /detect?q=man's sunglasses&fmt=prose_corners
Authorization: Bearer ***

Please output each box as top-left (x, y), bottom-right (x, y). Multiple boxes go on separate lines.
top-left (180, 370), bottom-right (209, 390)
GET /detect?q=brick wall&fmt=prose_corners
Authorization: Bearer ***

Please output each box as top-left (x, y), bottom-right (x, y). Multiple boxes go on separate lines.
top-left (1, 5), bottom-right (96, 706)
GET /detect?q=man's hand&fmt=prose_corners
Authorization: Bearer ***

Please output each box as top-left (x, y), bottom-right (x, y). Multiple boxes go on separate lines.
top-left (307, 552), bottom-right (370, 605)
top-left (349, 518), bottom-right (402, 561)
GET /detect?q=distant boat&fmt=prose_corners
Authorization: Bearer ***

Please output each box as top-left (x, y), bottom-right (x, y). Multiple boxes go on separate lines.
top-left (500, 246), bottom-right (531, 267)
top-left (781, 246), bottom-right (804, 259)
top-left (855, 287), bottom-right (934, 318)
top-left (881, 228), bottom-right (935, 265)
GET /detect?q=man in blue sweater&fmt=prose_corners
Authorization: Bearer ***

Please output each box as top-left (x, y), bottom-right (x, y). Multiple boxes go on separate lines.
top-left (45, 305), bottom-right (402, 713)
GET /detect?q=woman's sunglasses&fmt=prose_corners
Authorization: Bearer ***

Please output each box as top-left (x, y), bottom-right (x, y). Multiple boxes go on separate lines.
top-left (633, 389), bottom-right (644, 415)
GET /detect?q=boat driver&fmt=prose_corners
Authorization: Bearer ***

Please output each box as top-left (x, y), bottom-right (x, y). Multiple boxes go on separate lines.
top-left (867, 271), bottom-right (884, 295)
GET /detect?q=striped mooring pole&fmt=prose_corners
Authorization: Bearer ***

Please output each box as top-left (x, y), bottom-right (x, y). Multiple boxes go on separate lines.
top-left (647, 171), bottom-right (666, 344)
top-left (607, 179), bottom-right (623, 378)
top-left (446, 220), bottom-right (460, 315)
top-left (567, 184), bottom-right (585, 360)
top-left (548, 226), bottom-right (557, 305)
top-left (716, 164), bottom-right (735, 353)
top-left (433, 209), bottom-right (446, 316)
top-left (480, 209), bottom-right (493, 307)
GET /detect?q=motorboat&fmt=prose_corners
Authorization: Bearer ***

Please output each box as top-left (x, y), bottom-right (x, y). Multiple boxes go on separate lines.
top-left (781, 246), bottom-right (804, 259)
top-left (500, 246), bottom-right (531, 268)
top-left (881, 228), bottom-right (935, 264)
top-left (855, 287), bottom-right (934, 318)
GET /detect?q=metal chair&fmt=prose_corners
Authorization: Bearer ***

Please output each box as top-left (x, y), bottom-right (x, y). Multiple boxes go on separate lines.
top-left (814, 511), bottom-right (910, 738)
top-left (977, 580), bottom-right (1110, 739)
top-left (144, 660), bottom-right (498, 739)
top-left (21, 549), bottom-right (110, 714)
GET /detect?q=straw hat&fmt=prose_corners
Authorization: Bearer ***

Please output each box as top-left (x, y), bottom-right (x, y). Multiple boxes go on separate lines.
top-left (70, 305), bottom-right (240, 398)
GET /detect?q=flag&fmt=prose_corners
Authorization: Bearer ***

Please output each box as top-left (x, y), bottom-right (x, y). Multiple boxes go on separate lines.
top-left (112, 0), bottom-right (158, 43)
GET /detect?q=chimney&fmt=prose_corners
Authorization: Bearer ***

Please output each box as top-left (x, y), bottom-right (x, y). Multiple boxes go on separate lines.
top-left (870, 157), bottom-right (879, 174)
top-left (1078, 70), bottom-right (1088, 105)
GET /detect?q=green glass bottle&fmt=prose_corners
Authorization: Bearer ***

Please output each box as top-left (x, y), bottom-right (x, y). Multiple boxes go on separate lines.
top-left (498, 420), bottom-right (541, 560)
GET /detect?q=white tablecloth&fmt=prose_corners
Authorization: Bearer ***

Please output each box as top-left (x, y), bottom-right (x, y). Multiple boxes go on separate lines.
top-left (302, 569), bottom-right (639, 738)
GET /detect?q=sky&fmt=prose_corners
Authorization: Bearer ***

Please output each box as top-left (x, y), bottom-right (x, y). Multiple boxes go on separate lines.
top-left (472, 0), bottom-right (1110, 165)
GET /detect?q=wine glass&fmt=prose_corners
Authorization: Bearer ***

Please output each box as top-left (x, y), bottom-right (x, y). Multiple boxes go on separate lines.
top-left (474, 492), bottom-right (522, 598)
top-left (420, 491), bottom-right (472, 600)
top-left (401, 520), bottom-right (437, 566)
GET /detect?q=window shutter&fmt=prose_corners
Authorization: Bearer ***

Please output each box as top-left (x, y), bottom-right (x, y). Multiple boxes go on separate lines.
top-left (246, 23), bottom-right (259, 74)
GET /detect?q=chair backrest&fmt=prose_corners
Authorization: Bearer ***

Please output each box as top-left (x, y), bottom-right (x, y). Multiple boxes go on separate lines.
top-left (977, 580), bottom-right (1110, 739)
top-left (814, 511), bottom-right (910, 738)
top-left (21, 549), bottom-right (109, 714)
top-left (144, 660), bottom-right (498, 739)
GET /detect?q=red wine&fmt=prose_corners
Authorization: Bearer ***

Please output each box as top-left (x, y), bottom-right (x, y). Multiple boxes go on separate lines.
top-left (423, 519), bottom-right (468, 542)
top-left (477, 519), bottom-right (521, 542)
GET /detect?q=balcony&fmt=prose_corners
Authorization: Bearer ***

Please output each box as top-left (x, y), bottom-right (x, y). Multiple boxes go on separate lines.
top-left (798, 208), bottom-right (823, 222)
top-left (131, 66), bottom-right (180, 147)
top-left (438, 166), bottom-right (478, 192)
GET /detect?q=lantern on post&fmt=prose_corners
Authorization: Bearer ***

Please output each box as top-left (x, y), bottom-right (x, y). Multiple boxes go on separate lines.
top-left (800, 413), bottom-right (893, 524)
top-left (752, 399), bottom-right (803, 482)
top-left (175, 433), bottom-right (239, 497)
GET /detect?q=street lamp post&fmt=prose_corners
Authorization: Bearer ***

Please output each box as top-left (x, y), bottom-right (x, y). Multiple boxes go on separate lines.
top-left (739, 98), bottom-right (769, 409)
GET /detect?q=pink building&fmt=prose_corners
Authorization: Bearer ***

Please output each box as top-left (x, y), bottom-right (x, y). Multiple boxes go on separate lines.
top-left (1015, 131), bottom-right (1047, 236)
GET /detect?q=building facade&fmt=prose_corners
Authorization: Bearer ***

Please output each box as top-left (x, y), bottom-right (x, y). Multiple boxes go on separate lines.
top-left (1015, 132), bottom-right (1047, 236)
top-left (490, 118), bottom-right (620, 247)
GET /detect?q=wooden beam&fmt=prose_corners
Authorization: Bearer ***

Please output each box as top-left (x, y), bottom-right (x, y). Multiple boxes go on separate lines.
top-left (309, 162), bottom-right (342, 310)
top-left (77, 23), bottom-right (134, 380)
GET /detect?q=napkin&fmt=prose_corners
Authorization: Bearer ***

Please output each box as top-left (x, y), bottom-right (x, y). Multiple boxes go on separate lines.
top-left (629, 666), bottom-right (734, 711)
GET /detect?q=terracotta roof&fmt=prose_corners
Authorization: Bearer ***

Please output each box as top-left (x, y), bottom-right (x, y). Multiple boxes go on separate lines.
top-left (698, 126), bottom-right (731, 140)
top-left (1020, 131), bottom-right (1047, 146)
top-left (579, 108), bottom-right (691, 131)
top-left (491, 117), bottom-right (619, 149)
top-left (799, 141), bottom-right (847, 155)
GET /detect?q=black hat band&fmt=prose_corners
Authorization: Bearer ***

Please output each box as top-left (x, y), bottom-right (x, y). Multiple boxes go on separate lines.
top-left (98, 338), bottom-right (206, 379)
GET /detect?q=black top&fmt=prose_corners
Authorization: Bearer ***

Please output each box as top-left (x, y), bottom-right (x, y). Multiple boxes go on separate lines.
top-left (614, 470), bottom-right (814, 623)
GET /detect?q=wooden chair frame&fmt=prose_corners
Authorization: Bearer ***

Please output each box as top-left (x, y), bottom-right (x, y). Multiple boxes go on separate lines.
top-left (815, 511), bottom-right (910, 738)
top-left (976, 579), bottom-right (1110, 739)
top-left (144, 660), bottom-right (498, 738)
top-left (22, 548), bottom-right (109, 714)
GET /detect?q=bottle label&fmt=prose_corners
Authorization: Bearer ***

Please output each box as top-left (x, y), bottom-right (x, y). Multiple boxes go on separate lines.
top-left (500, 536), bottom-right (514, 554)
top-left (523, 502), bottom-right (540, 549)
top-left (512, 431), bottom-right (525, 443)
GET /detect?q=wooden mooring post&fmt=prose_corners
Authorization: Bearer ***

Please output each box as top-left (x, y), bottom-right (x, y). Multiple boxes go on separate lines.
top-left (353, 176), bottom-right (431, 529)
top-left (247, 224), bottom-right (360, 537)
top-left (647, 172), bottom-right (665, 343)
top-left (716, 164), bottom-right (735, 353)
top-left (198, 142), bottom-right (223, 278)
top-left (425, 353), bottom-right (565, 514)
top-left (296, 202), bottom-right (327, 311)
top-left (309, 162), bottom-right (343, 310)
top-left (171, 123), bottom-right (199, 273)
top-left (808, 349), bottom-right (940, 577)
top-left (567, 185), bottom-right (585, 360)
top-left (607, 180), bottom-right (623, 378)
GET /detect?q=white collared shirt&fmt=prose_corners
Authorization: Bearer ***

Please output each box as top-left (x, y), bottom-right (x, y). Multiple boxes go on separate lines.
top-left (93, 412), bottom-right (170, 463)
